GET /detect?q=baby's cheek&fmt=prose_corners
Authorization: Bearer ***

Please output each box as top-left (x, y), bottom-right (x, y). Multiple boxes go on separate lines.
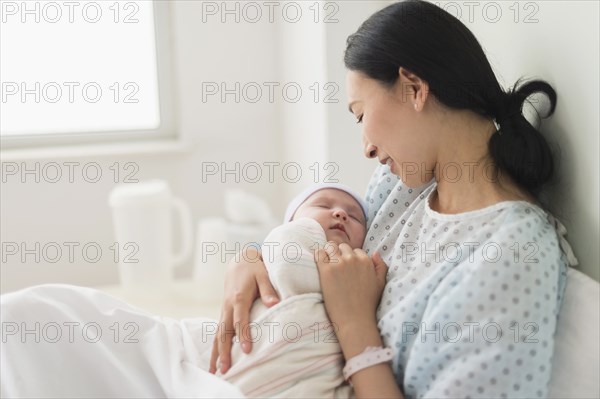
top-left (356, 227), bottom-right (367, 245)
top-left (360, 234), bottom-right (367, 247)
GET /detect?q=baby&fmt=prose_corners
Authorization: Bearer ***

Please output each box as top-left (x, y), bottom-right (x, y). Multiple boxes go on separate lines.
top-left (216, 183), bottom-right (368, 398)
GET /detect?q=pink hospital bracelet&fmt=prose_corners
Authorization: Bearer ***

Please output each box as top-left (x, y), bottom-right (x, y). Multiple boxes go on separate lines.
top-left (342, 346), bottom-right (394, 384)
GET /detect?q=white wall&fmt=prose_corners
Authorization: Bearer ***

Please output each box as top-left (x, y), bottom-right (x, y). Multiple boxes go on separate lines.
top-left (324, 2), bottom-right (392, 194)
top-left (455, 0), bottom-right (600, 280)
top-left (1, 1), bottom-right (598, 294)
top-left (277, 1), bottom-right (391, 202)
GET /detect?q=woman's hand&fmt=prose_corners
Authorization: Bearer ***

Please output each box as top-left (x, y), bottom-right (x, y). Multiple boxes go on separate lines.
top-left (315, 243), bottom-right (388, 355)
top-left (208, 247), bottom-right (279, 375)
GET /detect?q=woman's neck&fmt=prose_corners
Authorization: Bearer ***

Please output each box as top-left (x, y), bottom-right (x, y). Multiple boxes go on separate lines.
top-left (431, 170), bottom-right (536, 214)
top-left (430, 111), bottom-right (536, 214)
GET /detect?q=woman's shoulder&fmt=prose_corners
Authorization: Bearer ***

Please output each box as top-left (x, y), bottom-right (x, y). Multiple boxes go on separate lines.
top-left (460, 200), bottom-right (566, 260)
top-left (426, 193), bottom-right (558, 239)
top-left (481, 201), bottom-right (570, 252)
top-left (450, 201), bottom-right (572, 302)
top-left (497, 201), bottom-right (578, 270)
top-left (491, 200), bottom-right (554, 231)
top-left (422, 198), bottom-right (573, 284)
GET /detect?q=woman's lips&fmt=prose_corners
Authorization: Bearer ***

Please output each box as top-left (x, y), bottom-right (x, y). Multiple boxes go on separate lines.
top-left (380, 157), bottom-right (394, 171)
top-left (386, 158), bottom-right (394, 172)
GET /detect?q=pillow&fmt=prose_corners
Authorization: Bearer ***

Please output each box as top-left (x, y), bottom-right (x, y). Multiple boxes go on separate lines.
top-left (548, 268), bottom-right (600, 398)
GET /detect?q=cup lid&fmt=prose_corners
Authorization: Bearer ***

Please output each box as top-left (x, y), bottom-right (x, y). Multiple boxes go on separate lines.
top-left (109, 179), bottom-right (171, 207)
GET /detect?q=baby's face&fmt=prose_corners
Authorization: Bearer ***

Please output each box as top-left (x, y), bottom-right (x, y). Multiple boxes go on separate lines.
top-left (293, 188), bottom-right (367, 249)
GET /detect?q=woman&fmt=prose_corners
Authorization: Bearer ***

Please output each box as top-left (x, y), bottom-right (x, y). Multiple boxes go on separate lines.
top-left (209, 1), bottom-right (576, 398)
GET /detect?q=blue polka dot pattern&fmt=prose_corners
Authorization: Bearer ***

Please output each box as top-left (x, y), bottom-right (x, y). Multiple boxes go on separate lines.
top-left (363, 164), bottom-right (570, 399)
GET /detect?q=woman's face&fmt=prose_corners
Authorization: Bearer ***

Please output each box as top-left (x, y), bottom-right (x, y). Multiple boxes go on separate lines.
top-left (346, 69), bottom-right (437, 187)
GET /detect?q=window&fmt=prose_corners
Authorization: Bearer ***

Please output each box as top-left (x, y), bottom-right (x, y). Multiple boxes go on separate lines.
top-left (0, 1), bottom-right (173, 148)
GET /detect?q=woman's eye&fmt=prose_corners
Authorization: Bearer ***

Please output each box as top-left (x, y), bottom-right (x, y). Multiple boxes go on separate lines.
top-left (356, 114), bottom-right (364, 124)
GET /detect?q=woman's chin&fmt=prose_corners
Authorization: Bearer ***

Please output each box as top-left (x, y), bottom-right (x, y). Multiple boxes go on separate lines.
top-left (386, 159), bottom-right (403, 179)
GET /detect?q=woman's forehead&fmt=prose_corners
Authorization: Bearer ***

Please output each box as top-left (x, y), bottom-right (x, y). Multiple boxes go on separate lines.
top-left (347, 70), bottom-right (384, 110)
top-left (346, 70), bottom-right (366, 104)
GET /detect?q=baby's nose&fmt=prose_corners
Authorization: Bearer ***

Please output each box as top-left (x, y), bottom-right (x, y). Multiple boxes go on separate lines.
top-left (333, 209), bottom-right (348, 220)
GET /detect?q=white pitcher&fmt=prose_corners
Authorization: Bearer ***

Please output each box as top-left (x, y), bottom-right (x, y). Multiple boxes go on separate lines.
top-left (108, 179), bottom-right (193, 289)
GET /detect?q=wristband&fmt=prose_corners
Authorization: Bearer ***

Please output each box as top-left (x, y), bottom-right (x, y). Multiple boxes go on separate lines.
top-left (342, 346), bottom-right (393, 384)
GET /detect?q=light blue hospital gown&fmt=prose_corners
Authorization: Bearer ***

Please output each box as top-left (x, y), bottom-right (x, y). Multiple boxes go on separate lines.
top-left (362, 164), bottom-right (575, 399)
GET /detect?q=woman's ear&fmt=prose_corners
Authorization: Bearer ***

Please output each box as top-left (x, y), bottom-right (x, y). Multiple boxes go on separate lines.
top-left (398, 67), bottom-right (429, 110)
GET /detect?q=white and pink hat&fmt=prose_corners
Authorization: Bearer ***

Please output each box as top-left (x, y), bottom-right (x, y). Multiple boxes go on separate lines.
top-left (283, 183), bottom-right (368, 223)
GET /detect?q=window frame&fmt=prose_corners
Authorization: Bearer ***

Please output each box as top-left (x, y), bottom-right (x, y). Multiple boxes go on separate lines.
top-left (0, 1), bottom-right (175, 150)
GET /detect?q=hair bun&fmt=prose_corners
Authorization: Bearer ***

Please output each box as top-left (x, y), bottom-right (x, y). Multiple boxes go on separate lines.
top-left (489, 78), bottom-right (557, 195)
top-left (496, 79), bottom-right (557, 130)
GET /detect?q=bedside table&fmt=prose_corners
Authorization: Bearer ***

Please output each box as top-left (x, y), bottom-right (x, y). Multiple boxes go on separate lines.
top-left (95, 279), bottom-right (223, 320)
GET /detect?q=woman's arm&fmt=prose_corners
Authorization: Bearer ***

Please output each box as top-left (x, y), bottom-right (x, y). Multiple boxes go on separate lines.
top-left (208, 246), bottom-right (279, 374)
top-left (315, 245), bottom-right (404, 399)
top-left (338, 321), bottom-right (405, 399)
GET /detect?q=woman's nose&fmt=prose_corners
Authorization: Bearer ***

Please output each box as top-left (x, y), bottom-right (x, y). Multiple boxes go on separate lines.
top-left (363, 138), bottom-right (377, 159)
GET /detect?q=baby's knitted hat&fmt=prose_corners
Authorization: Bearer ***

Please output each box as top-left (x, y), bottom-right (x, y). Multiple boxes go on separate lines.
top-left (283, 183), bottom-right (368, 223)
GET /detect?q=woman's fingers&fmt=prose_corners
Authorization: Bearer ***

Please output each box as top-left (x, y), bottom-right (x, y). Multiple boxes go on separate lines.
top-left (232, 288), bottom-right (255, 355)
top-left (214, 306), bottom-right (235, 374)
top-left (256, 270), bottom-right (280, 308)
top-left (337, 242), bottom-right (354, 257)
top-left (372, 251), bottom-right (389, 287)
top-left (324, 241), bottom-right (341, 262)
top-left (314, 248), bottom-right (330, 265)
top-left (209, 303), bottom-right (229, 374)
top-left (208, 335), bottom-right (219, 374)
top-left (209, 246), bottom-right (269, 374)
top-left (218, 325), bottom-right (233, 374)
top-left (372, 251), bottom-right (386, 268)
top-left (315, 244), bottom-right (384, 335)
top-left (224, 263), bottom-right (280, 355)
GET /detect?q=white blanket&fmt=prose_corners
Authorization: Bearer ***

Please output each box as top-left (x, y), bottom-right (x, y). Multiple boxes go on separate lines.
top-left (218, 294), bottom-right (352, 398)
top-left (0, 218), bottom-right (353, 398)
top-left (217, 218), bottom-right (353, 398)
top-left (0, 284), bottom-right (244, 398)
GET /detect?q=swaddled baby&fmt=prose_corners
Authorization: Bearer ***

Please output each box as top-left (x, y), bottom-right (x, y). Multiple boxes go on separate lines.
top-left (217, 183), bottom-right (368, 398)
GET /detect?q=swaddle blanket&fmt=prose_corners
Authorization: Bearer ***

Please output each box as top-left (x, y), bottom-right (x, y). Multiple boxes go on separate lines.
top-left (0, 284), bottom-right (244, 398)
top-left (218, 218), bottom-right (353, 398)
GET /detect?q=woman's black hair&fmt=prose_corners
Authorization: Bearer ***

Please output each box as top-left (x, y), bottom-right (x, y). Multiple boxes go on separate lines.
top-left (344, 0), bottom-right (557, 200)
